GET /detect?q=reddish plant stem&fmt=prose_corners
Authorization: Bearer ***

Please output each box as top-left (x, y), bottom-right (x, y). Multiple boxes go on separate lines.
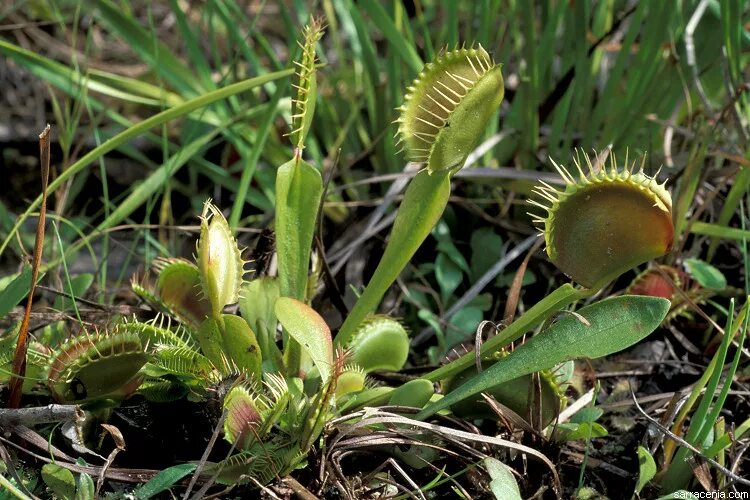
top-left (8, 124), bottom-right (51, 408)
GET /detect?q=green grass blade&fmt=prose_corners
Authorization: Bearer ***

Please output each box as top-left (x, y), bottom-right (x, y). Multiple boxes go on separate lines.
top-left (0, 67), bottom-right (295, 258)
top-left (691, 221), bottom-right (750, 241)
top-left (90, 0), bottom-right (201, 94)
top-left (359, 1), bottom-right (422, 74)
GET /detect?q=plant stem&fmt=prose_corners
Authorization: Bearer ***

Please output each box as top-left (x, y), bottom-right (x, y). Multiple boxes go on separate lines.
top-left (423, 283), bottom-right (594, 383)
top-left (334, 168), bottom-right (452, 347)
top-left (357, 283), bottom-right (594, 411)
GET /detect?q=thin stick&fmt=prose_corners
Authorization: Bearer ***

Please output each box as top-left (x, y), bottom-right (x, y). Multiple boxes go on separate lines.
top-left (8, 124), bottom-right (51, 408)
top-left (0, 404), bottom-right (79, 427)
top-left (182, 410), bottom-right (227, 500)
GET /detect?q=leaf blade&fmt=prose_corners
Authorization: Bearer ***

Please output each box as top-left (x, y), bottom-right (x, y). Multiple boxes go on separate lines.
top-left (417, 295), bottom-right (669, 420)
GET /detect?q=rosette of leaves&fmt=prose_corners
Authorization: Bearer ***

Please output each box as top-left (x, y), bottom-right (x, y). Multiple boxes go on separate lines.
top-left (213, 342), bottom-right (347, 485)
top-left (529, 151), bottom-right (674, 289)
top-left (129, 201), bottom-right (262, 393)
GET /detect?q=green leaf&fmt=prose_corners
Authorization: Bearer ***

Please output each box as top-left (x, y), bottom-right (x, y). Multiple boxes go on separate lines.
top-left (556, 422), bottom-right (608, 441)
top-left (0, 266), bottom-right (34, 318)
top-left (196, 316), bottom-right (261, 379)
top-left (134, 463), bottom-right (197, 499)
top-left (470, 228), bottom-right (504, 281)
top-left (42, 464), bottom-right (76, 500)
top-left (570, 407), bottom-right (603, 424)
top-left (417, 295), bottom-right (669, 420)
top-left (275, 159), bottom-right (324, 301)
top-left (74, 472), bottom-right (94, 500)
top-left (483, 458), bottom-right (521, 500)
top-left (446, 306), bottom-right (484, 347)
top-left (684, 258), bottom-right (727, 290)
top-left (433, 221), bottom-right (470, 274)
top-left (389, 379), bottom-right (434, 409)
top-left (435, 253), bottom-right (463, 304)
top-left (220, 315), bottom-right (262, 380)
top-left (636, 445), bottom-right (656, 494)
top-left (239, 277), bottom-right (282, 369)
top-left (275, 297), bottom-right (333, 383)
top-left (196, 318), bottom-right (226, 372)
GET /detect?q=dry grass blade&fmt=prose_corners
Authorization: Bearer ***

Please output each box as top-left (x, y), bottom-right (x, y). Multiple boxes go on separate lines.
top-left (8, 124), bottom-right (51, 408)
top-left (97, 424), bottom-right (127, 495)
top-left (330, 408), bottom-right (562, 496)
top-left (503, 237), bottom-right (544, 324)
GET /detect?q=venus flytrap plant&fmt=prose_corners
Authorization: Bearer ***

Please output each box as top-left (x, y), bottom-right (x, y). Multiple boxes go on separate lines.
top-left (193, 201), bottom-right (262, 378)
top-left (275, 19), bottom-right (325, 377)
top-left (414, 151), bottom-right (675, 420)
top-left (335, 45), bottom-right (505, 348)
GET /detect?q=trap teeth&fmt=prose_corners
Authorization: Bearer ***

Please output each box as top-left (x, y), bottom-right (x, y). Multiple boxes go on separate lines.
top-left (397, 45), bottom-right (504, 173)
top-left (530, 150), bottom-right (674, 289)
top-left (46, 331), bottom-right (147, 403)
